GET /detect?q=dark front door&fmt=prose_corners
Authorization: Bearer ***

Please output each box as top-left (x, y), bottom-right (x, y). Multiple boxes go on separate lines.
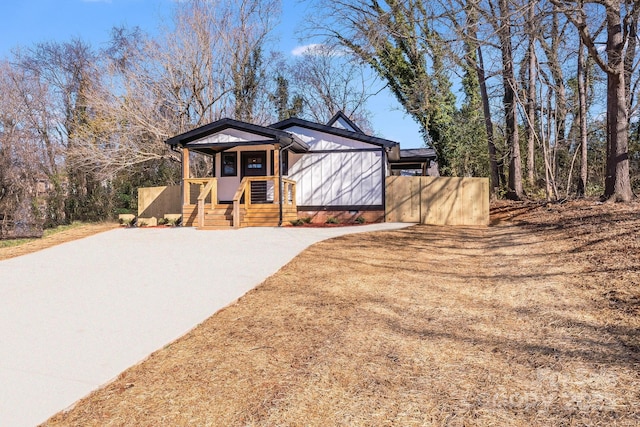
top-left (241, 151), bottom-right (268, 203)
top-left (241, 151), bottom-right (267, 177)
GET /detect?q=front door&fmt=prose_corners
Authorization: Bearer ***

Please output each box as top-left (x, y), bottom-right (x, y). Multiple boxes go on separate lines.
top-left (241, 151), bottom-right (268, 203)
top-left (241, 151), bottom-right (267, 177)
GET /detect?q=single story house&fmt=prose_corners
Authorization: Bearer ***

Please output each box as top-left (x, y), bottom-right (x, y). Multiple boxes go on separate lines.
top-left (164, 111), bottom-right (436, 228)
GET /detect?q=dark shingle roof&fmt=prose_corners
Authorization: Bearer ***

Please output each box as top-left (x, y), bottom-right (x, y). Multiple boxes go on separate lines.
top-left (165, 118), bottom-right (309, 153)
top-left (270, 117), bottom-right (399, 149)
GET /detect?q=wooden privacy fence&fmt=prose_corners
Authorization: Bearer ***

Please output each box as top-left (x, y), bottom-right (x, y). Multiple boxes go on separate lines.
top-left (385, 176), bottom-right (489, 226)
top-left (138, 185), bottom-right (181, 218)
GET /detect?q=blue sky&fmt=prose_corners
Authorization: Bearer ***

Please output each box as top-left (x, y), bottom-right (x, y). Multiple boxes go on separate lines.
top-left (1, 0), bottom-right (423, 147)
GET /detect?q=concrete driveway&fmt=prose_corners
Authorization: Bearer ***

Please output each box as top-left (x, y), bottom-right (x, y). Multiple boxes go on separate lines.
top-left (0, 223), bottom-right (410, 426)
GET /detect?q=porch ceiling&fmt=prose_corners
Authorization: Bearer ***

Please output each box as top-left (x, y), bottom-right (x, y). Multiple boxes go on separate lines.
top-left (183, 139), bottom-right (281, 156)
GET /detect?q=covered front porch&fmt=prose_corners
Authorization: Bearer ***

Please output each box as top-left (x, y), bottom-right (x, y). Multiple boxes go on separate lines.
top-left (182, 176), bottom-right (297, 228)
top-left (166, 118), bottom-right (309, 228)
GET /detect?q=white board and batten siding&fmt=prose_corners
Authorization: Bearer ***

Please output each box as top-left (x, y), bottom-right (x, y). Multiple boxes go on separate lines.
top-left (285, 126), bottom-right (385, 208)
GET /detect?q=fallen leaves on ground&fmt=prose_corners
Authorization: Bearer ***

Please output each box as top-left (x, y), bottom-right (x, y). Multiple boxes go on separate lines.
top-left (44, 199), bottom-right (640, 426)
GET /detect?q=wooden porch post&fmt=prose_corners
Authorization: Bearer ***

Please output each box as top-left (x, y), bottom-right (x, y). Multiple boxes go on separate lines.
top-left (182, 147), bottom-right (190, 206)
top-left (182, 147), bottom-right (190, 179)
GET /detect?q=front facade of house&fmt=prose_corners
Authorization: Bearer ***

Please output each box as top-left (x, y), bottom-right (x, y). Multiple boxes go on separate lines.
top-left (164, 112), bottom-right (435, 228)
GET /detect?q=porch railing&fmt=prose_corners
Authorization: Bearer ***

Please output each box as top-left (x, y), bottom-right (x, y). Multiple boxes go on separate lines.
top-left (184, 178), bottom-right (217, 227)
top-left (232, 176), bottom-right (297, 228)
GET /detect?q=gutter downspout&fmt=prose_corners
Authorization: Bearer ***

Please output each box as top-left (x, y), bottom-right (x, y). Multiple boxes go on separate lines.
top-left (276, 136), bottom-right (296, 227)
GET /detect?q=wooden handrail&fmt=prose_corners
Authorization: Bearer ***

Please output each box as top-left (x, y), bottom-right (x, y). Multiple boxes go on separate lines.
top-left (232, 176), bottom-right (297, 228)
top-left (232, 177), bottom-right (250, 203)
top-left (232, 177), bottom-right (250, 228)
top-left (197, 179), bottom-right (217, 202)
top-left (196, 178), bottom-right (217, 228)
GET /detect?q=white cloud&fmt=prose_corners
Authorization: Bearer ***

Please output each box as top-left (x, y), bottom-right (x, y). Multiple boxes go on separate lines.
top-left (291, 44), bottom-right (326, 56)
top-left (291, 43), bottom-right (352, 57)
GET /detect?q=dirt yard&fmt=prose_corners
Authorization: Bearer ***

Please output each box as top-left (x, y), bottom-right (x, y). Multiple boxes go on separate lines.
top-left (42, 199), bottom-right (639, 426)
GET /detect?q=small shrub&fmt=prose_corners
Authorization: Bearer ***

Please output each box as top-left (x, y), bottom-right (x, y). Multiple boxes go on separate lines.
top-left (301, 216), bottom-right (312, 224)
top-left (290, 219), bottom-right (304, 226)
top-left (167, 217), bottom-right (180, 227)
top-left (326, 216), bottom-right (339, 224)
top-left (119, 217), bottom-right (135, 227)
top-left (137, 220), bottom-right (148, 227)
top-left (355, 216), bottom-right (366, 224)
top-left (157, 218), bottom-right (169, 226)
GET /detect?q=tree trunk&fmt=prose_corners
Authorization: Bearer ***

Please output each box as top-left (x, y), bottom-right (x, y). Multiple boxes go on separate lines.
top-left (526, 1), bottom-right (537, 187)
top-left (476, 45), bottom-right (500, 194)
top-left (605, 6), bottom-right (633, 202)
top-left (498, 0), bottom-right (523, 200)
top-left (577, 39), bottom-right (588, 197)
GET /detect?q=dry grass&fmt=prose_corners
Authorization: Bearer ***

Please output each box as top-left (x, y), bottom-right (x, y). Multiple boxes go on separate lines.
top-left (0, 222), bottom-right (118, 261)
top-left (44, 199), bottom-right (639, 426)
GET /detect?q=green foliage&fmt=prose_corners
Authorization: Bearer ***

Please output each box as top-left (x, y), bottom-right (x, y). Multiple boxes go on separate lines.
top-left (166, 217), bottom-right (180, 227)
top-left (233, 46), bottom-right (264, 122)
top-left (326, 216), bottom-right (339, 224)
top-left (355, 216), bottom-right (366, 224)
top-left (270, 75), bottom-right (304, 121)
top-left (290, 218), bottom-right (305, 226)
top-left (447, 48), bottom-right (490, 178)
top-left (119, 217), bottom-right (135, 227)
top-left (337, 1), bottom-right (457, 175)
top-left (0, 221), bottom-right (87, 248)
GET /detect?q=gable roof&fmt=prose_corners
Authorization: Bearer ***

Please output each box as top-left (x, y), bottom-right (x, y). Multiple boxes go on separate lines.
top-left (326, 111), bottom-right (364, 133)
top-left (165, 118), bottom-right (309, 153)
top-left (270, 117), bottom-right (399, 149)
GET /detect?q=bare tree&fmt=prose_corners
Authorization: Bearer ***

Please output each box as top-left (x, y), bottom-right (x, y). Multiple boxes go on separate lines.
top-left (69, 0), bottom-right (280, 181)
top-left (494, 0), bottom-right (524, 199)
top-left (577, 36), bottom-right (589, 196)
top-left (551, 0), bottom-right (636, 201)
top-left (289, 46), bottom-right (377, 131)
top-left (450, 0), bottom-right (503, 192)
top-left (13, 39), bottom-right (104, 222)
top-left (0, 60), bottom-right (53, 233)
top-left (524, 0), bottom-right (539, 187)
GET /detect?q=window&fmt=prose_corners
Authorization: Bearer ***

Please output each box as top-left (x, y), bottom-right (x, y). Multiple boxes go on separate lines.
top-left (247, 156), bottom-right (263, 169)
top-left (221, 152), bottom-right (237, 176)
top-left (270, 150), bottom-right (289, 176)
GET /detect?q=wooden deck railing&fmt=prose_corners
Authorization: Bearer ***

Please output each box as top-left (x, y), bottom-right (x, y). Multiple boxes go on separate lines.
top-left (281, 177), bottom-right (296, 206)
top-left (232, 176), bottom-right (297, 228)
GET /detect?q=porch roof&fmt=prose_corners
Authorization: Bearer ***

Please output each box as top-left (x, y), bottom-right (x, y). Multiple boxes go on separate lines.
top-left (165, 118), bottom-right (309, 155)
top-left (389, 148), bottom-right (437, 170)
top-left (392, 148), bottom-right (437, 162)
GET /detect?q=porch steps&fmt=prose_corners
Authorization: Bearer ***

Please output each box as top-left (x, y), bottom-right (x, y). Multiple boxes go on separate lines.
top-left (184, 204), bottom-right (297, 228)
top-left (197, 205), bottom-right (238, 229)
